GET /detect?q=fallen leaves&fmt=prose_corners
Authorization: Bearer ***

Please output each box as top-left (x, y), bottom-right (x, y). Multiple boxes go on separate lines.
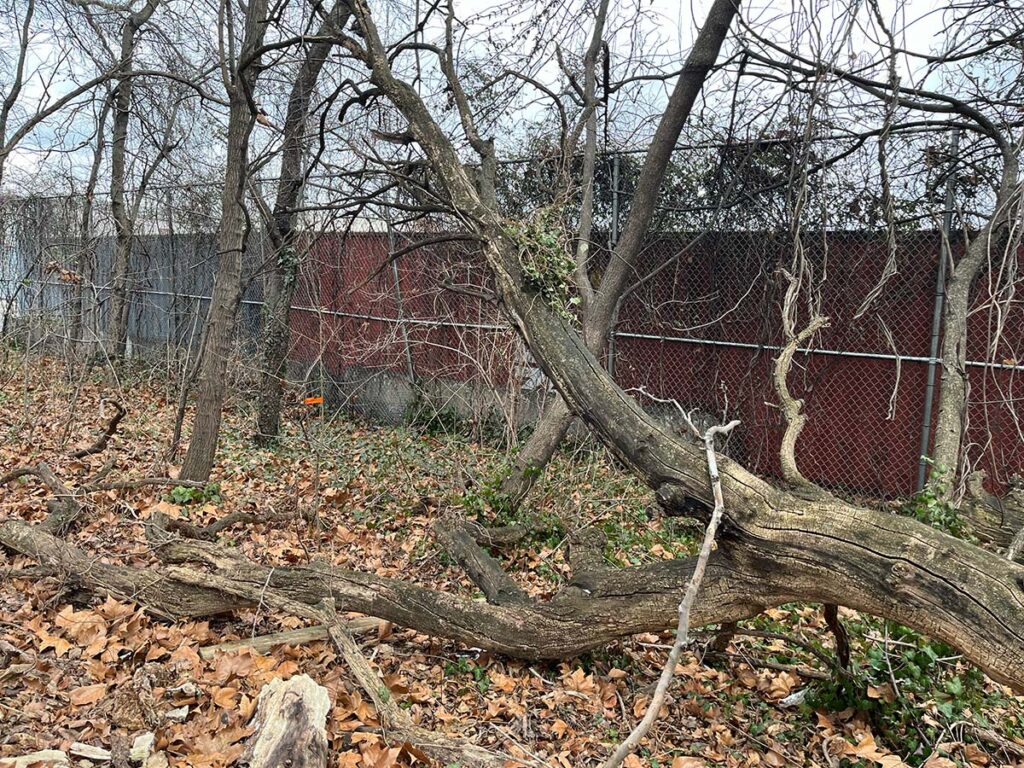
top-left (69, 684), bottom-right (108, 707)
top-left (1, 363), bottom-right (1022, 768)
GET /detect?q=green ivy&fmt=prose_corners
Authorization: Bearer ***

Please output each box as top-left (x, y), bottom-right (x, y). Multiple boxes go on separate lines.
top-left (503, 207), bottom-right (580, 319)
top-left (167, 482), bottom-right (222, 506)
top-left (806, 619), bottom-right (1016, 764)
top-left (899, 460), bottom-right (968, 538)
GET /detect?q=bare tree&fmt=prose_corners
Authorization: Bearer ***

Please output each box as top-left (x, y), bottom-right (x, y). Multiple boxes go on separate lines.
top-left (70, 94), bottom-right (112, 347)
top-left (106, 0), bottom-right (166, 357)
top-left (253, 0), bottom-right (351, 445)
top-left (178, 0), bottom-right (274, 480)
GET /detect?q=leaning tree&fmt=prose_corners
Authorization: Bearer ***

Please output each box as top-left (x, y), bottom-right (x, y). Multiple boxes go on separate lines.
top-left (331, 0), bottom-right (1024, 686)
top-left (5, 0), bottom-right (1023, 701)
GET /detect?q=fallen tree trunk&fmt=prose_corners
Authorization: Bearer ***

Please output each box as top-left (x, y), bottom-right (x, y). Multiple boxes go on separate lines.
top-left (3, 508), bottom-right (1023, 691)
top-left (0, 520), bottom-right (244, 619)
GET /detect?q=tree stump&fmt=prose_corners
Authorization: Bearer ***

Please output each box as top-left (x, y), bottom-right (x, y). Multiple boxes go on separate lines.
top-left (242, 675), bottom-right (331, 768)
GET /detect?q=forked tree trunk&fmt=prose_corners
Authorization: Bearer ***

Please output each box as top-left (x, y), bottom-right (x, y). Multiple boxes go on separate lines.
top-left (254, 3), bottom-right (349, 446)
top-left (107, 0), bottom-right (162, 358)
top-left (179, 0), bottom-right (270, 482)
top-left (496, 0), bottom-right (740, 507)
top-left (345, 0), bottom-right (1024, 689)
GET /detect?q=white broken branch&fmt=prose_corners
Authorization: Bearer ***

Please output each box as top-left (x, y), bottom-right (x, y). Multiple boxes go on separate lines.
top-left (602, 418), bottom-right (740, 768)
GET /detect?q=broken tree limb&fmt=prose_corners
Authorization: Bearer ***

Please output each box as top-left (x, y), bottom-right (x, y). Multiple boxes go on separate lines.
top-left (151, 509), bottom-right (309, 542)
top-left (157, 536), bottom-right (764, 660)
top-left (6, 495), bottom-right (1023, 693)
top-left (567, 528), bottom-right (613, 592)
top-left (1009, 527), bottom-right (1024, 564)
top-left (70, 401), bottom-right (126, 459)
top-left (0, 520), bottom-right (245, 619)
top-left (772, 274), bottom-right (830, 496)
top-left (602, 419), bottom-right (738, 768)
top-left (823, 603), bottom-right (851, 670)
top-left (319, 600), bottom-right (515, 768)
top-left (436, 521), bottom-right (527, 606)
top-left (1, 462), bottom-right (82, 535)
top-left (83, 477), bottom-right (205, 493)
top-left (243, 674), bottom-right (330, 768)
top-left (461, 521), bottom-right (529, 547)
top-left (198, 618), bottom-right (382, 659)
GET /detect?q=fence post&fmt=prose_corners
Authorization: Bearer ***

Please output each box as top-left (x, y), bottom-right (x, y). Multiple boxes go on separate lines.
top-left (607, 152), bottom-right (621, 379)
top-left (916, 128), bottom-right (961, 491)
top-left (384, 206), bottom-right (417, 386)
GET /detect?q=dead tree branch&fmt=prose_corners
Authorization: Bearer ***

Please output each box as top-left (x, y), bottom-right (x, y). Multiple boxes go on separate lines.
top-left (603, 419), bottom-right (739, 768)
top-left (70, 401), bottom-right (126, 459)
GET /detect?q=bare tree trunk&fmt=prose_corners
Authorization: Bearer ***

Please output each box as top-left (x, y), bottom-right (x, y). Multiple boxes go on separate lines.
top-left (254, 3), bottom-right (349, 446)
top-left (106, 0), bottom-right (162, 358)
top-left (929, 158), bottom-right (1020, 494)
top-left (179, 0), bottom-right (270, 481)
top-left (496, 0), bottom-right (740, 507)
top-left (498, 396), bottom-right (574, 508)
top-left (72, 96), bottom-right (111, 349)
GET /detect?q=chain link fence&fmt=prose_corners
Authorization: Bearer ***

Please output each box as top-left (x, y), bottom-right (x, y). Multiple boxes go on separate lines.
top-left (2, 133), bottom-right (1022, 501)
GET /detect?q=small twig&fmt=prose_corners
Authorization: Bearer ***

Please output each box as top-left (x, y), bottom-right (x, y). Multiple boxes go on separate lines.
top-left (703, 649), bottom-right (829, 680)
top-left (955, 720), bottom-right (1024, 760)
top-left (198, 618), bottom-right (381, 659)
top-left (728, 627), bottom-right (853, 679)
top-left (83, 457), bottom-right (117, 486)
top-left (317, 599), bottom-right (515, 768)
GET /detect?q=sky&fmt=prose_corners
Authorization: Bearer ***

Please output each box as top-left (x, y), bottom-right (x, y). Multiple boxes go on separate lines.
top-left (0, 0), bottom-right (1005, 194)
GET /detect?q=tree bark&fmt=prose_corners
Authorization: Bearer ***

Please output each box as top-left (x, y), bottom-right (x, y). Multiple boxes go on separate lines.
top-left (964, 471), bottom-right (1024, 560)
top-left (928, 158), bottom-right (1020, 494)
top-left (179, 0), bottom-right (271, 481)
top-left (4, 498), bottom-right (1023, 692)
top-left (242, 675), bottom-right (331, 768)
top-left (0, 519), bottom-right (243, 619)
top-left (107, 0), bottom-right (162, 358)
top-left (72, 96), bottom-right (111, 349)
top-left (254, 3), bottom-right (349, 446)
top-left (496, 0), bottom-right (741, 506)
